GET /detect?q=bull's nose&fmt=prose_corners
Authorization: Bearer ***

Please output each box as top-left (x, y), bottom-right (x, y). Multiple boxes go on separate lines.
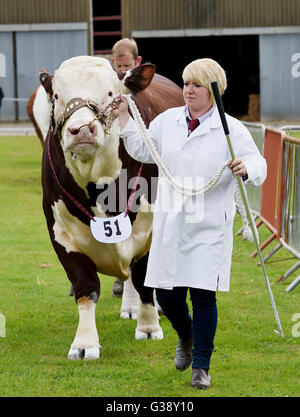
top-left (68, 124), bottom-right (97, 137)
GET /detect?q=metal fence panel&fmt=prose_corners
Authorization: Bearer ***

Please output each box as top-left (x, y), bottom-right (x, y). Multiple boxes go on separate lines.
top-left (281, 140), bottom-right (300, 252)
top-left (243, 122), bottom-right (265, 214)
top-left (15, 29), bottom-right (88, 120)
top-left (260, 33), bottom-right (300, 120)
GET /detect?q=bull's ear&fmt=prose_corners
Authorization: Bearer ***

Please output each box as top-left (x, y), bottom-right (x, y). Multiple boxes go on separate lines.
top-left (123, 64), bottom-right (156, 94)
top-left (39, 69), bottom-right (54, 98)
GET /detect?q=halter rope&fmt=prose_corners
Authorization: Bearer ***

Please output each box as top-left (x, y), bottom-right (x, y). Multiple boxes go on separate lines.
top-left (123, 94), bottom-right (254, 240)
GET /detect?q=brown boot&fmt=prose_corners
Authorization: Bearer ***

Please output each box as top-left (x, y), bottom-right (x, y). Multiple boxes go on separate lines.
top-left (190, 368), bottom-right (211, 389)
top-left (174, 336), bottom-right (193, 371)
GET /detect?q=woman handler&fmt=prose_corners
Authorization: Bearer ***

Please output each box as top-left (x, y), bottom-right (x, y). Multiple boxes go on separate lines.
top-left (114, 58), bottom-right (267, 389)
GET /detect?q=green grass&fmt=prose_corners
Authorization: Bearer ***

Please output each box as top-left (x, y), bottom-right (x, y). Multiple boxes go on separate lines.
top-left (285, 130), bottom-right (300, 139)
top-left (0, 136), bottom-right (299, 397)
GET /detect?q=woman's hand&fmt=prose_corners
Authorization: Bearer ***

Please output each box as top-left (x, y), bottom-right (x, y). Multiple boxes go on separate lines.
top-left (228, 158), bottom-right (248, 180)
top-left (111, 93), bottom-right (130, 129)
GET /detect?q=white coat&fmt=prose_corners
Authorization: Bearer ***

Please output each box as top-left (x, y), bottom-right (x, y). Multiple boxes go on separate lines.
top-left (119, 105), bottom-right (267, 292)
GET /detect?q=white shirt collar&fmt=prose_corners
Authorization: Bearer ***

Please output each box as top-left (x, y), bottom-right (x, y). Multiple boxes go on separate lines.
top-left (185, 105), bottom-right (215, 125)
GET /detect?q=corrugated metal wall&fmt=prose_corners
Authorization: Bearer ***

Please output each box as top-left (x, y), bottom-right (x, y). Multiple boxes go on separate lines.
top-left (17, 30), bottom-right (89, 119)
top-left (0, 32), bottom-right (15, 120)
top-left (260, 33), bottom-right (300, 120)
top-left (0, 28), bottom-right (88, 121)
top-left (0, 0), bottom-right (92, 121)
top-left (0, 0), bottom-right (90, 24)
top-left (122, 0), bottom-right (216, 35)
top-left (122, 0), bottom-right (300, 36)
top-left (217, 0), bottom-right (300, 28)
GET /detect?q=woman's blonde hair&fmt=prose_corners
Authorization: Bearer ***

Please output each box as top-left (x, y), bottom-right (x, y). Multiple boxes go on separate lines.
top-left (182, 58), bottom-right (227, 102)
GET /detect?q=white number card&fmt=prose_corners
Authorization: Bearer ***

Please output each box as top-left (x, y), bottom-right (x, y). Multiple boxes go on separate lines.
top-left (90, 213), bottom-right (132, 243)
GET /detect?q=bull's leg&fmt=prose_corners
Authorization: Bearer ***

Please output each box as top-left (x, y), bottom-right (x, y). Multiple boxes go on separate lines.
top-left (131, 255), bottom-right (164, 340)
top-left (68, 295), bottom-right (100, 360)
top-left (52, 243), bottom-right (101, 360)
top-left (120, 274), bottom-right (139, 319)
top-left (112, 278), bottom-right (124, 297)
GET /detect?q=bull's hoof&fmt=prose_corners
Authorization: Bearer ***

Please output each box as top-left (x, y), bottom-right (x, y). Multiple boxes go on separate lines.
top-left (135, 329), bottom-right (148, 340)
top-left (151, 329), bottom-right (164, 340)
top-left (68, 345), bottom-right (101, 361)
top-left (68, 347), bottom-right (84, 360)
top-left (120, 311), bottom-right (138, 320)
top-left (84, 346), bottom-right (101, 360)
top-left (135, 329), bottom-right (164, 340)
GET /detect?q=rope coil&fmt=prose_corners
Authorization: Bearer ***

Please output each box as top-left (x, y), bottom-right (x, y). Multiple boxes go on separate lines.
top-left (123, 94), bottom-right (255, 241)
top-left (124, 94), bottom-right (228, 196)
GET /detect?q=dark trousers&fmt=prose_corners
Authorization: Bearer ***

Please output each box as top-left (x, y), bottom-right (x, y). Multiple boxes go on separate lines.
top-left (156, 287), bottom-right (217, 370)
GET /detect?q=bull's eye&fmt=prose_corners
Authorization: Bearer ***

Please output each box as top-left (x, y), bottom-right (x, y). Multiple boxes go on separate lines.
top-left (54, 94), bottom-right (58, 100)
top-left (108, 91), bottom-right (113, 97)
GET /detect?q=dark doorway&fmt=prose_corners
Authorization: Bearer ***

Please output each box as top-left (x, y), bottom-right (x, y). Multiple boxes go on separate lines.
top-left (92, 0), bottom-right (121, 53)
top-left (136, 35), bottom-right (259, 118)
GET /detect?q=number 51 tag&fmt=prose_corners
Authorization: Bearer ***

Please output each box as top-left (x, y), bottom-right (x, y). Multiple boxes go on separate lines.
top-left (90, 212), bottom-right (132, 243)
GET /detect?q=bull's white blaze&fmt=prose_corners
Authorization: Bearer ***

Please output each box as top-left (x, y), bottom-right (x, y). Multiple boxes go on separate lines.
top-left (62, 118), bottom-right (122, 192)
top-left (52, 58), bottom-right (124, 192)
top-left (69, 297), bottom-right (99, 360)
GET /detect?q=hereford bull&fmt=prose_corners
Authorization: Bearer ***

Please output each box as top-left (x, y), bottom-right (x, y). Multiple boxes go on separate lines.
top-left (40, 56), bottom-right (184, 360)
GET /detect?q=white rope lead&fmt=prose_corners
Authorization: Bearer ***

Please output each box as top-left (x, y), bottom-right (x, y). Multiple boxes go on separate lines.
top-left (233, 180), bottom-right (257, 242)
top-left (124, 94), bottom-right (255, 240)
top-left (125, 94), bottom-right (228, 196)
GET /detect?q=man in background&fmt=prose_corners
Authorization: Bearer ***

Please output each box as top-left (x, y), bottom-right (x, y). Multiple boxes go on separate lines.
top-left (111, 38), bottom-right (142, 297)
top-left (111, 38), bottom-right (142, 74)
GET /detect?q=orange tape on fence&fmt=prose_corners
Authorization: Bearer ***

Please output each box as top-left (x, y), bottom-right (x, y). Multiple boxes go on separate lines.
top-left (251, 127), bottom-right (284, 256)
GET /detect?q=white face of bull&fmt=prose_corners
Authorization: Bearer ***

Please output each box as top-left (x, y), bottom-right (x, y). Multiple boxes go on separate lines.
top-left (40, 57), bottom-right (155, 190)
top-left (52, 56), bottom-right (121, 161)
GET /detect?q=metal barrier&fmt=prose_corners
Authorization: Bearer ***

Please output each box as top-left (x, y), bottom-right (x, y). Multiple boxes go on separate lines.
top-left (246, 125), bottom-right (300, 291)
top-left (280, 136), bottom-right (300, 251)
top-left (242, 122), bottom-right (265, 215)
top-left (277, 133), bottom-right (300, 291)
top-left (251, 128), bottom-right (284, 256)
top-left (280, 125), bottom-right (300, 136)
top-left (242, 122), bottom-right (265, 153)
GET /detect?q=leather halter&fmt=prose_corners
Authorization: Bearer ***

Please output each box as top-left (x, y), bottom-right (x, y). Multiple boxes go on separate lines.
top-left (55, 97), bottom-right (109, 134)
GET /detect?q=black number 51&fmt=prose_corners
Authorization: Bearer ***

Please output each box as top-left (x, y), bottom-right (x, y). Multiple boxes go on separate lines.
top-left (103, 219), bottom-right (122, 237)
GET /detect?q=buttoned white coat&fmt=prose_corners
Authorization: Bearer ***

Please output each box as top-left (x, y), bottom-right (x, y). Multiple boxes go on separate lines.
top-left (120, 105), bottom-right (267, 292)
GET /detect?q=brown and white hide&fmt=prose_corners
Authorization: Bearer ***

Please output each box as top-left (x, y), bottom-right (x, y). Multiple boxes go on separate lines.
top-left (40, 56), bottom-right (184, 360)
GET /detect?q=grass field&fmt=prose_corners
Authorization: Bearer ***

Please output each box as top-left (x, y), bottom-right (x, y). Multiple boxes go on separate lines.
top-left (285, 130), bottom-right (300, 139)
top-left (0, 135), bottom-right (299, 397)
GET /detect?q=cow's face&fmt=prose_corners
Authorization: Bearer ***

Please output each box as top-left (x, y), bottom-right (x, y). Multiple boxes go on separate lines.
top-left (41, 57), bottom-right (120, 161)
top-left (40, 57), bottom-right (156, 163)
